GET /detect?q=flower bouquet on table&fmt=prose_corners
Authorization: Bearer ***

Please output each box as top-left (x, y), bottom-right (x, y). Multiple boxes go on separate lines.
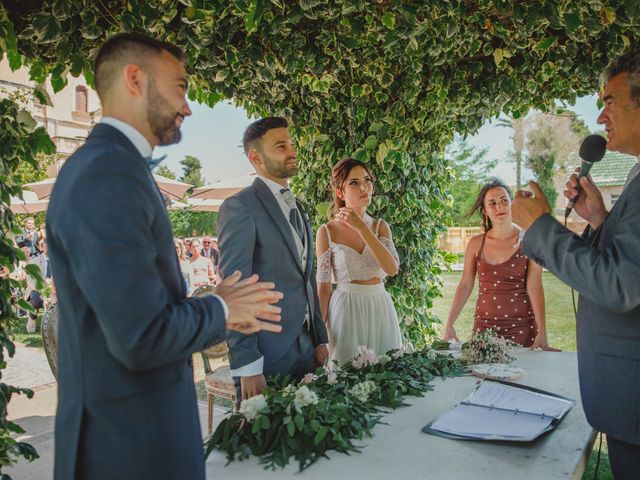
top-left (432, 328), bottom-right (517, 365)
top-left (205, 345), bottom-right (466, 471)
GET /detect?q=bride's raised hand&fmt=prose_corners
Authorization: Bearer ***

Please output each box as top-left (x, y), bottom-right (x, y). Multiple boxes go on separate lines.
top-left (336, 207), bottom-right (367, 233)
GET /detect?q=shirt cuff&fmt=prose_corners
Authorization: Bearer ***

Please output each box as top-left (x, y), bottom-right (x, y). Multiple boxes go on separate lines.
top-left (211, 294), bottom-right (228, 320)
top-left (230, 357), bottom-right (264, 377)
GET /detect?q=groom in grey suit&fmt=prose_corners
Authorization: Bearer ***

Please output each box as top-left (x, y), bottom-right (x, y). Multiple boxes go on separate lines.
top-left (46, 33), bottom-right (282, 480)
top-left (512, 51), bottom-right (640, 479)
top-left (218, 117), bottom-right (329, 399)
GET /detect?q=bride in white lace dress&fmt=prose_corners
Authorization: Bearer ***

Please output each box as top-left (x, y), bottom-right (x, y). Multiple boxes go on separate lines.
top-left (316, 158), bottom-right (403, 365)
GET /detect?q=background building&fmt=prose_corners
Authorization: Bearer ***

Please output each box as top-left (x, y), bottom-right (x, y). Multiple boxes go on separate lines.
top-left (0, 57), bottom-right (101, 176)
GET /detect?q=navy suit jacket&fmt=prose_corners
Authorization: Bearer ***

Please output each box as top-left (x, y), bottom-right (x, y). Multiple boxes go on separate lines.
top-left (523, 172), bottom-right (640, 445)
top-left (47, 124), bottom-right (227, 480)
top-left (217, 178), bottom-right (328, 373)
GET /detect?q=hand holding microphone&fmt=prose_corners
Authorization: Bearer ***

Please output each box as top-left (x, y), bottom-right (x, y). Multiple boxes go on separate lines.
top-left (563, 135), bottom-right (608, 229)
top-left (563, 135), bottom-right (607, 219)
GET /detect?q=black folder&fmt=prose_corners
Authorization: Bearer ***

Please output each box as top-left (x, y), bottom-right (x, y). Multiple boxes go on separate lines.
top-left (422, 379), bottom-right (575, 442)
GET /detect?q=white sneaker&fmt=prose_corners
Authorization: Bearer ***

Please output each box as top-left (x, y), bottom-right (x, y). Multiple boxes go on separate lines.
top-left (26, 318), bottom-right (36, 334)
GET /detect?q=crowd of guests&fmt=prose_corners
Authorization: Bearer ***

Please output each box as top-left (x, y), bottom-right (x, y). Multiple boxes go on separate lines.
top-left (174, 236), bottom-right (220, 294)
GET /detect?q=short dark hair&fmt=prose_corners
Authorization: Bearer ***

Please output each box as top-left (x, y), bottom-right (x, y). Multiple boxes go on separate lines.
top-left (466, 178), bottom-right (512, 232)
top-left (93, 32), bottom-right (186, 100)
top-left (602, 50), bottom-right (640, 106)
top-left (242, 117), bottom-right (289, 155)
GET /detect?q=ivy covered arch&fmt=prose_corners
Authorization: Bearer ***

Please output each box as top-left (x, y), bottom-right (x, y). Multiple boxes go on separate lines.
top-left (3, 0), bottom-right (640, 345)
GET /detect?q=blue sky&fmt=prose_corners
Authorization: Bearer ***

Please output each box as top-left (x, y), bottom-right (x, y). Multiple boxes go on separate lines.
top-left (156, 94), bottom-right (602, 187)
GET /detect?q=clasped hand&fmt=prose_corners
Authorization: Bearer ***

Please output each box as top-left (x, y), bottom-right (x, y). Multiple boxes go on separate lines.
top-left (212, 271), bottom-right (283, 334)
top-left (336, 207), bottom-right (367, 232)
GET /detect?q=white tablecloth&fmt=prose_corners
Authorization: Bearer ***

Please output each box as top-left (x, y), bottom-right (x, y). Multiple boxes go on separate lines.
top-left (206, 350), bottom-right (594, 480)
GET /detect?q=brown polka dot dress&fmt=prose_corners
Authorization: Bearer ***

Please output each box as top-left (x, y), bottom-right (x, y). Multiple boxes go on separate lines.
top-left (473, 233), bottom-right (538, 347)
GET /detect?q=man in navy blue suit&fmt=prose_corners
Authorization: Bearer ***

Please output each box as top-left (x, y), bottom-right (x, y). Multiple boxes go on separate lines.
top-left (46, 33), bottom-right (283, 480)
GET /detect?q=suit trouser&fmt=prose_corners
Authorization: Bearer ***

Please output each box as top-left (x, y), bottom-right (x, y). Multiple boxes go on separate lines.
top-left (234, 331), bottom-right (315, 405)
top-left (606, 435), bottom-right (640, 480)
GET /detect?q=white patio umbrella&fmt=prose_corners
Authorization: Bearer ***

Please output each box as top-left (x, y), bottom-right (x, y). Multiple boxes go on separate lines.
top-left (9, 191), bottom-right (49, 214)
top-left (189, 172), bottom-right (257, 200)
top-left (24, 174), bottom-right (193, 201)
top-left (186, 198), bottom-right (224, 212)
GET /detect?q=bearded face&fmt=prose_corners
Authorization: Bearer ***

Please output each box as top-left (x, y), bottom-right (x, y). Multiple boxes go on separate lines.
top-left (146, 76), bottom-right (184, 146)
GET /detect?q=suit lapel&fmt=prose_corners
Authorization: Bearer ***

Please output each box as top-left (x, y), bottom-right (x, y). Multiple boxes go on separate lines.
top-left (253, 179), bottom-right (304, 273)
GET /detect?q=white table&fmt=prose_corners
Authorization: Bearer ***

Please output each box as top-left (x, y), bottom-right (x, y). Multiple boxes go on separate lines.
top-left (206, 350), bottom-right (595, 480)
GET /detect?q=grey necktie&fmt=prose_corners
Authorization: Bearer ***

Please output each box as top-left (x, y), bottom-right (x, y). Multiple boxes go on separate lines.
top-left (623, 161), bottom-right (640, 190)
top-left (280, 188), bottom-right (305, 243)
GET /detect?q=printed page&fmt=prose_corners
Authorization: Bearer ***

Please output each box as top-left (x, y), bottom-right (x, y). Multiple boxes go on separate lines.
top-left (468, 381), bottom-right (572, 419)
top-left (430, 403), bottom-right (554, 441)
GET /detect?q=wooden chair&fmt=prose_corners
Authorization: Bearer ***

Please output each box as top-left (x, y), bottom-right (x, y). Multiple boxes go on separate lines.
top-left (192, 286), bottom-right (238, 434)
top-left (40, 304), bottom-right (59, 380)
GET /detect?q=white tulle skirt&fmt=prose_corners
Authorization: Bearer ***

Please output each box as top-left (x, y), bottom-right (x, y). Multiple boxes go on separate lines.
top-left (328, 283), bottom-right (403, 366)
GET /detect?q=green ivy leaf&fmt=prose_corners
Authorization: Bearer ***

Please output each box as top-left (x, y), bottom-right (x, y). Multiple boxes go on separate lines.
top-left (364, 135), bottom-right (378, 150)
top-left (564, 13), bottom-right (580, 33)
top-left (31, 12), bottom-right (64, 44)
top-left (244, 0), bottom-right (265, 33)
top-left (535, 36), bottom-right (557, 51)
top-left (381, 12), bottom-right (395, 29)
top-left (16, 110), bottom-right (37, 133)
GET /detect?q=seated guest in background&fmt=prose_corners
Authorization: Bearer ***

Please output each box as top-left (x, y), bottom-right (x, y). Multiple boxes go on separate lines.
top-left (188, 238), bottom-right (215, 286)
top-left (512, 50), bottom-right (640, 479)
top-left (184, 237), bottom-right (193, 258)
top-left (174, 238), bottom-right (194, 294)
top-left (316, 158), bottom-right (402, 364)
top-left (24, 236), bottom-right (52, 333)
top-left (443, 178), bottom-right (556, 350)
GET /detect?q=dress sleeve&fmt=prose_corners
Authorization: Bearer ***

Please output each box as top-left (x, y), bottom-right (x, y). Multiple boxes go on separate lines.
top-left (379, 236), bottom-right (400, 266)
top-left (316, 248), bottom-right (333, 283)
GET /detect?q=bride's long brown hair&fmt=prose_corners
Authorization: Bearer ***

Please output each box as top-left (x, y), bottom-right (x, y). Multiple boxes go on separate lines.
top-left (329, 158), bottom-right (376, 219)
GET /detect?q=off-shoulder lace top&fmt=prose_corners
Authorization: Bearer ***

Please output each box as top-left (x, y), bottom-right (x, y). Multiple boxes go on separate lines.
top-left (316, 216), bottom-right (400, 284)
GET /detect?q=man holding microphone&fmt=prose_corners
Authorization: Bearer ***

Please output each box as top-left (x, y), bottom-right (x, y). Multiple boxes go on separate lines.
top-left (511, 50), bottom-right (640, 479)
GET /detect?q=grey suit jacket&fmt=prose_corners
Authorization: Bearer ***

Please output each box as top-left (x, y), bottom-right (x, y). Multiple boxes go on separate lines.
top-left (523, 174), bottom-right (640, 445)
top-left (47, 124), bottom-right (227, 480)
top-left (217, 178), bottom-right (328, 373)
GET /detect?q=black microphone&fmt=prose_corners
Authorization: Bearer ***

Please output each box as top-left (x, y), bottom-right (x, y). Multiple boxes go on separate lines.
top-left (564, 134), bottom-right (607, 218)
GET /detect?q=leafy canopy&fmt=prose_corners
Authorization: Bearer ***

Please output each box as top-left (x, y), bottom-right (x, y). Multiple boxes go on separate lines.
top-left (3, 1), bottom-right (640, 346)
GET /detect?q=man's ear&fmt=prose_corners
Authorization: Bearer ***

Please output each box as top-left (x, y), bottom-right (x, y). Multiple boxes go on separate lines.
top-left (247, 149), bottom-right (261, 167)
top-left (122, 63), bottom-right (146, 97)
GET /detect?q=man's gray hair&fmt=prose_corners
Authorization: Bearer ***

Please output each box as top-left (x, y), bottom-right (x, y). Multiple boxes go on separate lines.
top-left (602, 50), bottom-right (640, 106)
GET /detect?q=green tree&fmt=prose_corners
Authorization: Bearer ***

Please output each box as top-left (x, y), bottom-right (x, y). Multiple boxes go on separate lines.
top-left (155, 163), bottom-right (177, 180)
top-left (526, 110), bottom-right (590, 210)
top-left (445, 140), bottom-right (496, 226)
top-left (179, 155), bottom-right (205, 188)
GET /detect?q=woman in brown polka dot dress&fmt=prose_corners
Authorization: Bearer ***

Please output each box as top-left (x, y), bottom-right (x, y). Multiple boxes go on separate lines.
top-left (444, 179), bottom-right (558, 350)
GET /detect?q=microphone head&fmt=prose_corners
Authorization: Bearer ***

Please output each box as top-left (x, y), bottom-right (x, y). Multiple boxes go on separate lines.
top-left (579, 134), bottom-right (607, 164)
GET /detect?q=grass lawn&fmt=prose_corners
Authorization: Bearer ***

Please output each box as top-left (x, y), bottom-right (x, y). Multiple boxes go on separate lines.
top-left (431, 271), bottom-right (611, 479)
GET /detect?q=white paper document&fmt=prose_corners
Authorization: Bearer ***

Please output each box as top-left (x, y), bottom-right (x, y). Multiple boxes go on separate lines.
top-left (427, 381), bottom-right (574, 441)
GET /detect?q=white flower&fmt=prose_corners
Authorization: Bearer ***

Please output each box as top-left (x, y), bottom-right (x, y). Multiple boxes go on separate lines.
top-left (326, 370), bottom-right (338, 384)
top-left (293, 385), bottom-right (319, 409)
top-left (378, 354), bottom-right (391, 365)
top-left (282, 384), bottom-right (297, 397)
top-left (391, 347), bottom-right (405, 359)
top-left (239, 394), bottom-right (268, 421)
top-left (350, 380), bottom-right (377, 403)
top-left (352, 346), bottom-right (378, 369)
